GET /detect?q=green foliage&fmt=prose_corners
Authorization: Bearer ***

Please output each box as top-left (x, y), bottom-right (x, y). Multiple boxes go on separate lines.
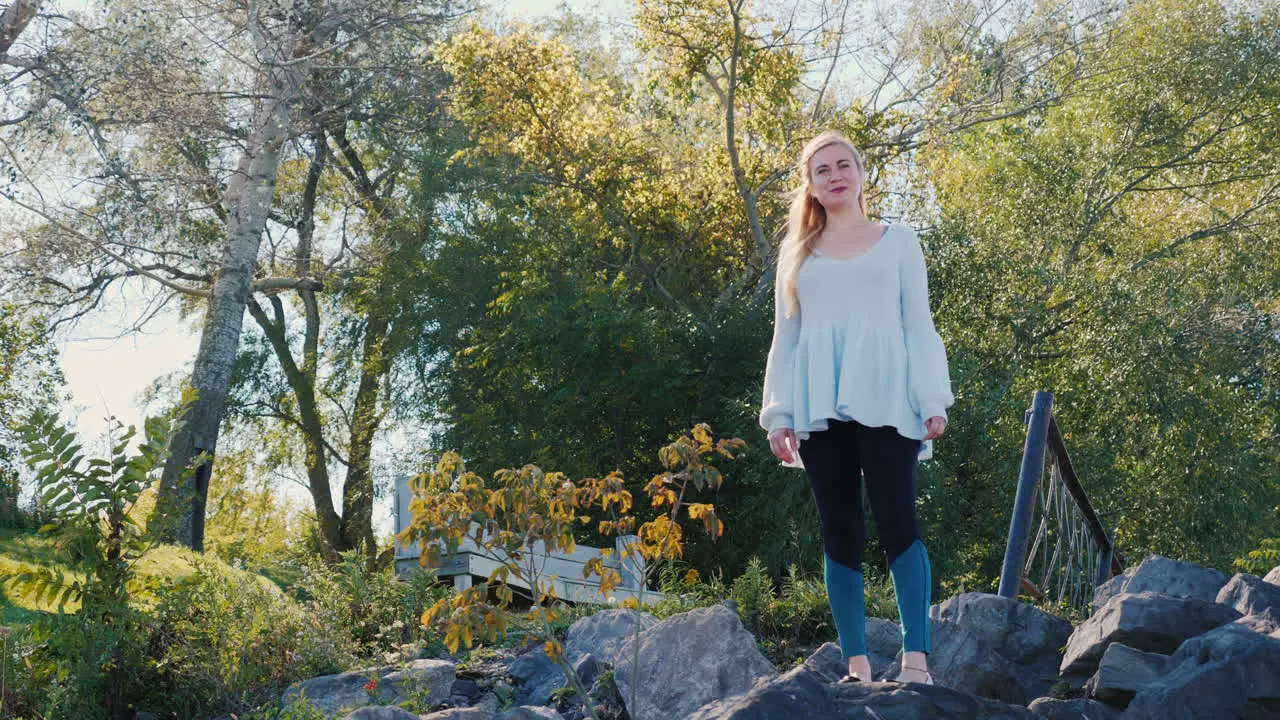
top-left (142, 553), bottom-right (354, 717)
top-left (1235, 536), bottom-right (1280, 576)
top-left (0, 394), bottom-right (197, 718)
top-left (0, 305), bottom-right (63, 530)
top-left (293, 550), bottom-right (448, 659)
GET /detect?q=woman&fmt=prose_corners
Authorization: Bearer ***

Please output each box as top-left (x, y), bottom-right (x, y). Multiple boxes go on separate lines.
top-left (759, 129), bottom-right (954, 686)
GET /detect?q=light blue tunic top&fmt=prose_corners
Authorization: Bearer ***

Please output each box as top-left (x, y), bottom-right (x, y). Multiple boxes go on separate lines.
top-left (759, 222), bottom-right (954, 459)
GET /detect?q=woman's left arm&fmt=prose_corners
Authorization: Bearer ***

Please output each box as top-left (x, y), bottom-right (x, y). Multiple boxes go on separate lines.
top-left (899, 229), bottom-right (955, 426)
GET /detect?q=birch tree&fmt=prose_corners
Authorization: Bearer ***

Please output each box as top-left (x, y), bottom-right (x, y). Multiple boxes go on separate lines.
top-left (0, 0), bottom-right (458, 551)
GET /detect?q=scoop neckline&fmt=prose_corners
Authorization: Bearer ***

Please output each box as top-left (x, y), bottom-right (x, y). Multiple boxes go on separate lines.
top-left (811, 223), bottom-right (895, 261)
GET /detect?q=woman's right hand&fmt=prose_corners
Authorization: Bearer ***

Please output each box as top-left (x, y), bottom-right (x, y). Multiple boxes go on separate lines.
top-left (768, 428), bottom-right (799, 464)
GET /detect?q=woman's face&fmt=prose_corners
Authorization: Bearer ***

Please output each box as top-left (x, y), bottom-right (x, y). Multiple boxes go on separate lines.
top-left (807, 143), bottom-right (860, 211)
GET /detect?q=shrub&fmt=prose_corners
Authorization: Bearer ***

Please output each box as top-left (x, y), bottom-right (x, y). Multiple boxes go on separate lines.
top-left (142, 553), bottom-right (355, 717)
top-left (293, 549), bottom-right (449, 660)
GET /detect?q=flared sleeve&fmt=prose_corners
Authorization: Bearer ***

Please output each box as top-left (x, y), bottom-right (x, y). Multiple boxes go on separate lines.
top-left (899, 230), bottom-right (954, 423)
top-left (759, 269), bottom-right (801, 432)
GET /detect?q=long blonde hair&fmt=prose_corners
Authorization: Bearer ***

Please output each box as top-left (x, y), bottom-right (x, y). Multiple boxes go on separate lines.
top-left (776, 130), bottom-right (870, 318)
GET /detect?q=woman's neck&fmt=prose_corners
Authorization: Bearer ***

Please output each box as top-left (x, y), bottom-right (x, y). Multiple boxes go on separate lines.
top-left (823, 206), bottom-right (873, 232)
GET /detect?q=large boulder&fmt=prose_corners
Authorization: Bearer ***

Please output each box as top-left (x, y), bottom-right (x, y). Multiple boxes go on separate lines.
top-left (1264, 566), bottom-right (1280, 586)
top-left (1092, 555), bottom-right (1228, 612)
top-left (1060, 592), bottom-right (1240, 674)
top-left (688, 650), bottom-right (1044, 720)
top-left (283, 660), bottom-right (456, 717)
top-left (929, 591), bottom-right (1071, 701)
top-left (507, 649), bottom-right (565, 706)
top-left (344, 708), bottom-right (419, 720)
top-left (1216, 572), bottom-right (1280, 617)
top-left (883, 618), bottom-right (1040, 705)
top-left (1122, 623), bottom-right (1280, 720)
top-left (1026, 697), bottom-right (1121, 720)
top-left (563, 608), bottom-right (657, 665)
top-left (1082, 642), bottom-right (1168, 704)
top-left (612, 603), bottom-right (778, 720)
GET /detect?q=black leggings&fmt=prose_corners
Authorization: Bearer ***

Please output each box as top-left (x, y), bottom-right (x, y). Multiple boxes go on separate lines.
top-left (798, 418), bottom-right (924, 570)
top-left (798, 418), bottom-right (933, 656)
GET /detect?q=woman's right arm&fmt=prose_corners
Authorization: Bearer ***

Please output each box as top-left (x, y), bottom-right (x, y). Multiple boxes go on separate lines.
top-left (760, 269), bottom-right (801, 433)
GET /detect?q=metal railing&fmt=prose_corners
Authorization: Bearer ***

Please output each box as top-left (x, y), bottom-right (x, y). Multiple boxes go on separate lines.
top-left (998, 391), bottom-right (1125, 611)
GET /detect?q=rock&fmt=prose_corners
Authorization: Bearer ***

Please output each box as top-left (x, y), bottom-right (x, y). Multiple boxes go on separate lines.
top-left (508, 649), bottom-right (566, 706)
top-left (1236, 607), bottom-right (1280, 637)
top-left (383, 659), bottom-right (457, 707)
top-left (1060, 591), bottom-right (1240, 675)
top-left (883, 618), bottom-right (1042, 705)
top-left (497, 708), bottom-right (564, 719)
top-left (865, 616), bottom-right (906, 675)
top-left (1026, 697), bottom-right (1121, 719)
top-left (613, 604), bottom-right (778, 720)
top-left (423, 692), bottom-right (500, 719)
top-left (1092, 555), bottom-right (1228, 612)
top-left (1265, 566), bottom-right (1280, 586)
top-left (689, 660), bottom-right (1044, 719)
top-left (1082, 642), bottom-right (1168, 704)
top-left (283, 669), bottom-right (384, 716)
top-left (450, 678), bottom-right (482, 702)
top-left (344, 707), bottom-right (420, 720)
top-left (572, 652), bottom-right (601, 689)
top-left (933, 592), bottom-right (1074, 667)
top-left (929, 591), bottom-right (1072, 702)
top-left (564, 608), bottom-right (658, 665)
top-left (686, 662), bottom-right (832, 718)
top-left (1217, 572), bottom-right (1280, 617)
top-left (1122, 623), bottom-right (1280, 720)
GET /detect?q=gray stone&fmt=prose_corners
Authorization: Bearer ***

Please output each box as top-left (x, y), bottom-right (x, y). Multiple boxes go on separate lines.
top-left (1061, 591), bottom-right (1241, 674)
top-left (1092, 555), bottom-right (1229, 612)
top-left (383, 659), bottom-right (456, 708)
top-left (933, 592), bottom-right (1074, 667)
top-left (423, 692), bottom-right (500, 720)
top-left (344, 707), bottom-right (420, 720)
top-left (882, 618), bottom-right (1046, 706)
top-left (1027, 697), bottom-right (1122, 719)
top-left (572, 652), bottom-right (601, 689)
top-left (1236, 607), bottom-right (1280, 637)
top-left (864, 615), bottom-right (901, 654)
top-left (450, 678), bottom-right (482, 702)
top-left (689, 661), bottom-right (1044, 719)
top-left (563, 608), bottom-right (658, 665)
top-left (508, 649), bottom-right (566, 707)
top-left (283, 660), bottom-right (456, 717)
top-left (1083, 642), bottom-right (1168, 703)
top-left (1218, 572), bottom-right (1280, 617)
top-left (497, 708), bottom-right (563, 720)
top-left (1122, 623), bottom-right (1280, 720)
top-left (613, 604), bottom-right (778, 720)
top-left (1264, 566), bottom-right (1280, 586)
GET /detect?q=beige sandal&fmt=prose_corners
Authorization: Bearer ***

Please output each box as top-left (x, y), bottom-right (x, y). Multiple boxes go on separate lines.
top-left (895, 663), bottom-right (934, 685)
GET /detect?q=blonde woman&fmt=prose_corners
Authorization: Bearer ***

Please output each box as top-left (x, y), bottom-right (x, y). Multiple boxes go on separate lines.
top-left (759, 130), bottom-right (954, 685)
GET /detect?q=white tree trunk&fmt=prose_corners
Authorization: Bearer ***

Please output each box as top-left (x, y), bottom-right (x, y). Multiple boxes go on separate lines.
top-left (156, 41), bottom-right (304, 550)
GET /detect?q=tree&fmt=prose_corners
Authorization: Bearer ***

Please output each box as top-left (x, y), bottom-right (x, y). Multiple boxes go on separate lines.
top-left (1, 0), bottom-right (459, 552)
top-left (919, 0), bottom-right (1280, 574)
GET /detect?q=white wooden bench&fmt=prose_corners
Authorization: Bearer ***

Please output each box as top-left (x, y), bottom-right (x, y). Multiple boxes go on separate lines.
top-left (393, 475), bottom-right (661, 605)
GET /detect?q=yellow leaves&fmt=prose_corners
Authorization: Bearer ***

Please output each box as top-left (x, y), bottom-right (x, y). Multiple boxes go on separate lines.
top-left (684, 569), bottom-right (701, 585)
top-left (401, 424), bottom-right (742, 674)
top-left (545, 639), bottom-right (564, 662)
top-left (638, 515), bottom-right (683, 561)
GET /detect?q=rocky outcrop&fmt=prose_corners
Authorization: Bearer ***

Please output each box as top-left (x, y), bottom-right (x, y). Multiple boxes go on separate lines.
top-left (612, 603), bottom-right (778, 720)
top-left (278, 555), bottom-right (1279, 720)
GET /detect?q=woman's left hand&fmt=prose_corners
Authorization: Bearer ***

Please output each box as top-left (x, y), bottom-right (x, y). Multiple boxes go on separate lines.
top-left (923, 416), bottom-right (947, 441)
